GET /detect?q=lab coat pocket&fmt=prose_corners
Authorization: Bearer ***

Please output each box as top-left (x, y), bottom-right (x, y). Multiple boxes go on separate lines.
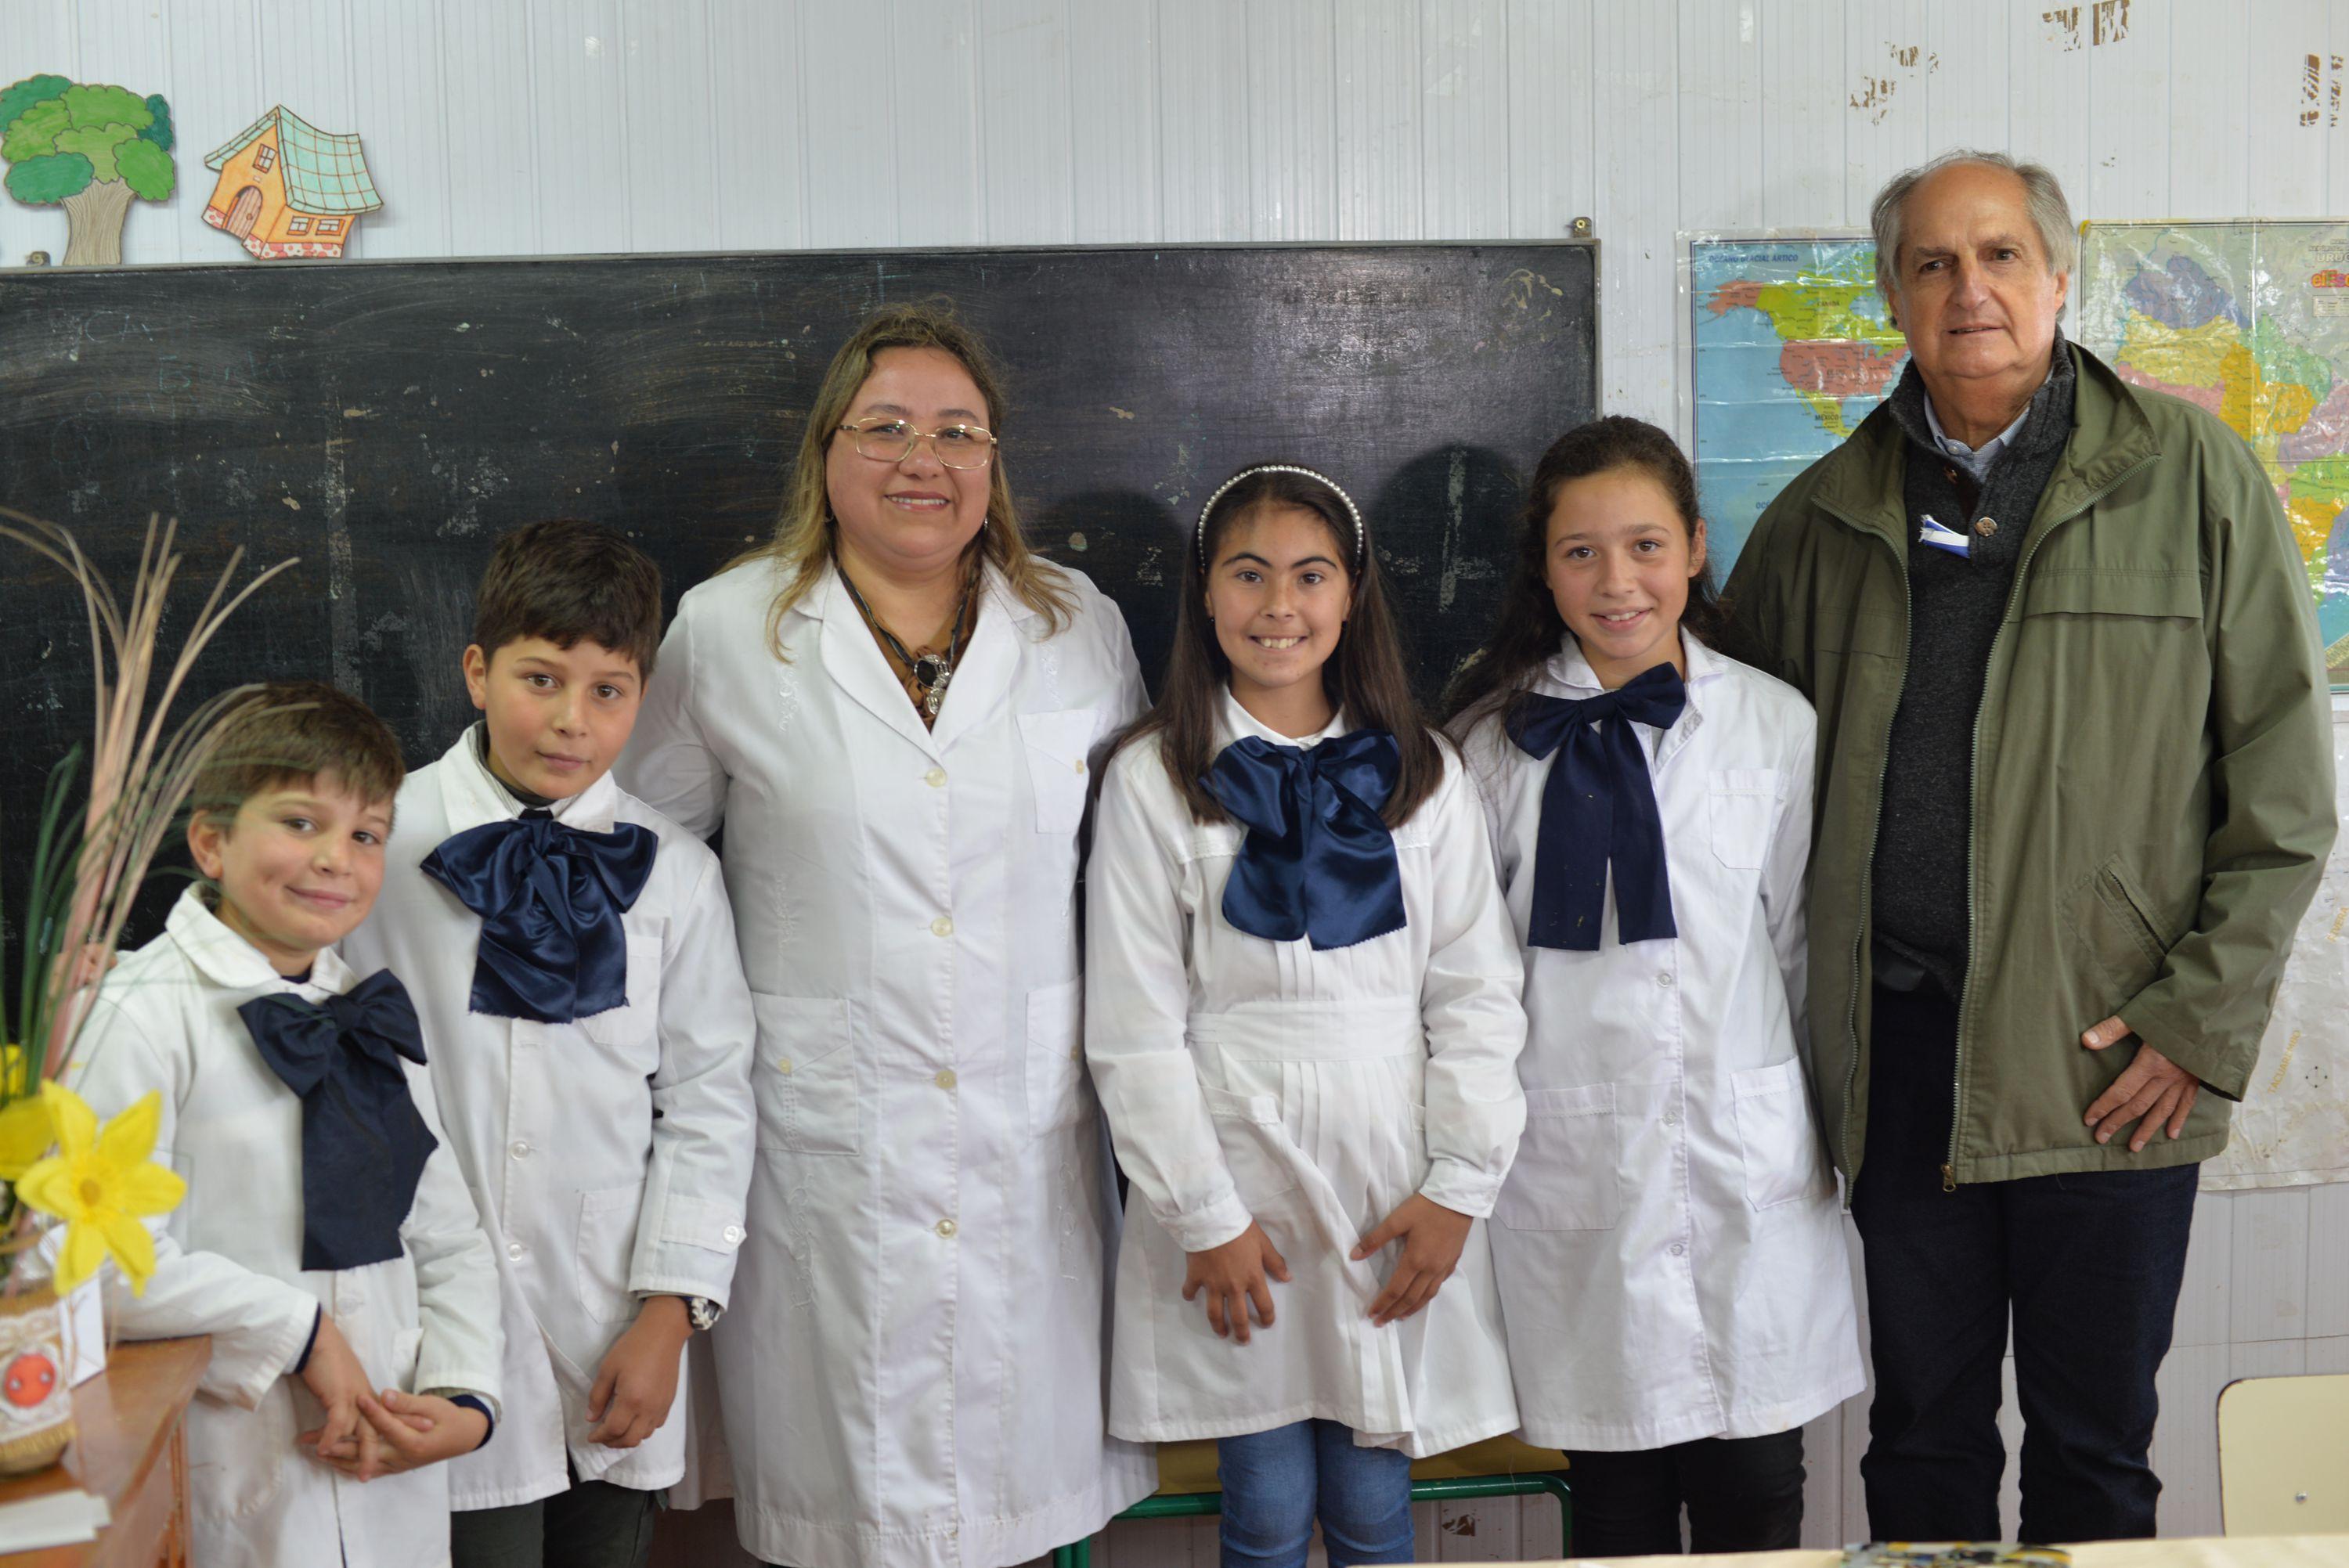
top-left (1020, 708), bottom-right (1099, 834)
top-left (750, 993), bottom-right (861, 1155)
top-left (1731, 1058), bottom-right (1832, 1212)
top-left (576, 1182), bottom-right (648, 1325)
top-left (193, 1384), bottom-right (294, 1523)
top-left (1026, 979), bottom-right (1087, 1133)
top-left (1494, 1083), bottom-right (1620, 1231)
top-left (580, 934), bottom-right (665, 1058)
top-left (1707, 770), bottom-right (1778, 871)
top-left (1202, 1084), bottom-right (1301, 1210)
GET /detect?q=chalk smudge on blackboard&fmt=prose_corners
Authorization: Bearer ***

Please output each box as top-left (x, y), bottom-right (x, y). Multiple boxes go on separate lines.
top-left (1438, 448), bottom-right (1468, 611)
top-left (327, 438), bottom-right (359, 693)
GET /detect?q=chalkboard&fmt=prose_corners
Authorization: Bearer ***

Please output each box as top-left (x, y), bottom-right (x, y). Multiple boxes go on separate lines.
top-left (0, 243), bottom-right (1597, 937)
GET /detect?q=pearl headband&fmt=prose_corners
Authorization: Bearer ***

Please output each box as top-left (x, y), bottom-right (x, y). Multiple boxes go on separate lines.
top-left (1195, 463), bottom-right (1367, 571)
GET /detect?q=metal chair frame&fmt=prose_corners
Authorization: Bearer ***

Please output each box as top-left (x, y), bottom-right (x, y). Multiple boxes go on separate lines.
top-left (1048, 1471), bottom-right (1572, 1566)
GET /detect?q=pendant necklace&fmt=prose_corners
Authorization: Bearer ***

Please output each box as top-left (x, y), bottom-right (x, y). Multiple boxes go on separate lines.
top-left (840, 562), bottom-right (979, 719)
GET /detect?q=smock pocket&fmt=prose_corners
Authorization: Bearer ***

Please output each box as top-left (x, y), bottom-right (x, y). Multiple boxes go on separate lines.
top-left (1026, 979), bottom-right (1088, 1133)
top-left (581, 934), bottom-right (664, 1058)
top-left (1708, 770), bottom-right (1778, 871)
top-left (2059, 854), bottom-right (2172, 1000)
top-left (751, 993), bottom-right (861, 1155)
top-left (386, 1327), bottom-right (424, 1390)
top-left (1730, 1058), bottom-right (1832, 1211)
top-left (576, 1182), bottom-right (647, 1325)
top-left (1020, 708), bottom-right (1099, 834)
top-left (1494, 1083), bottom-right (1620, 1231)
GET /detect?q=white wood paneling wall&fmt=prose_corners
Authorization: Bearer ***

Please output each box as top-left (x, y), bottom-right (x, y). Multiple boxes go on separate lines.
top-left (6, 2), bottom-right (2346, 1558)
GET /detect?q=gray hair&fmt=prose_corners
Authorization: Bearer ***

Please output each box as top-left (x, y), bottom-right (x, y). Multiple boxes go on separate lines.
top-left (1871, 149), bottom-right (2076, 297)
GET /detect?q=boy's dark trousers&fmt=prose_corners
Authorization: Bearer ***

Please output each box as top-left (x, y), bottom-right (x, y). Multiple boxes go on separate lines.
top-left (1853, 981), bottom-right (2199, 1545)
top-left (452, 1470), bottom-right (660, 1568)
top-left (1560, 1429), bottom-right (1806, 1555)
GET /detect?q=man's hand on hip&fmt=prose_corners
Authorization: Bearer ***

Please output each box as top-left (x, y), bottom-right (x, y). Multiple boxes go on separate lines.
top-left (2080, 1018), bottom-right (2201, 1152)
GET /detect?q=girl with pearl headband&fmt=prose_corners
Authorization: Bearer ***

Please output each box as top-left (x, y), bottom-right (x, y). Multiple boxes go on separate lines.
top-left (1084, 463), bottom-right (1528, 1567)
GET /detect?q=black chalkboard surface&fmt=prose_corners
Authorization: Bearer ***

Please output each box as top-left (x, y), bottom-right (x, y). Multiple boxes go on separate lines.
top-left (0, 243), bottom-right (1596, 937)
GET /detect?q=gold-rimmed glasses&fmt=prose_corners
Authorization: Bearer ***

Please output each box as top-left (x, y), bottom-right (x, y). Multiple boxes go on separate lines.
top-left (836, 417), bottom-right (998, 470)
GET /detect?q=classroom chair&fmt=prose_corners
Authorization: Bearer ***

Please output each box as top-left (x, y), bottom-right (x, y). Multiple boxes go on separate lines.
top-left (1050, 1434), bottom-right (1572, 1566)
top-left (2216, 1371), bottom-right (2349, 1536)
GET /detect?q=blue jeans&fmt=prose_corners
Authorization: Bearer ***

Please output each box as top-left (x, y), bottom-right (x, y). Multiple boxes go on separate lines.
top-left (1853, 982), bottom-right (2199, 1545)
top-left (1217, 1420), bottom-right (1415, 1567)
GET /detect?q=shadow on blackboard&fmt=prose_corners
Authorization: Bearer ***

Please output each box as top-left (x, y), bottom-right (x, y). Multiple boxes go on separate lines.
top-left (1027, 487), bottom-right (1185, 703)
top-left (1363, 443), bottom-right (1526, 706)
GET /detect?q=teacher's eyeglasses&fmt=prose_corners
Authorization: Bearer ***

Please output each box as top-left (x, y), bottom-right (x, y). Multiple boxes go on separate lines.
top-left (836, 417), bottom-right (998, 470)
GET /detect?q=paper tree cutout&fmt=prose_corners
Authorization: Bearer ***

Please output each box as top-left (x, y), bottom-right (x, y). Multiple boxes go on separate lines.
top-left (0, 77), bottom-right (175, 266)
top-left (202, 106), bottom-right (382, 260)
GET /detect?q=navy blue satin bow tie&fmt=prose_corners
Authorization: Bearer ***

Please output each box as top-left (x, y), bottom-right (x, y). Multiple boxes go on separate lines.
top-left (239, 971), bottom-right (438, 1273)
top-left (423, 808), bottom-right (658, 1025)
top-left (1202, 729), bottom-right (1407, 951)
top-left (1506, 661), bottom-right (1688, 950)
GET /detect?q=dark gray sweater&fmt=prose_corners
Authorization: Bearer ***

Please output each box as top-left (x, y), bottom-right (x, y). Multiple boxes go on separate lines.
top-left (1871, 341), bottom-right (2077, 998)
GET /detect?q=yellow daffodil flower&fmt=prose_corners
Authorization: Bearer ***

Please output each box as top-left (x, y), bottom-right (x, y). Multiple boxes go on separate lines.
top-left (0, 1047), bottom-right (49, 1181)
top-left (14, 1083), bottom-right (186, 1296)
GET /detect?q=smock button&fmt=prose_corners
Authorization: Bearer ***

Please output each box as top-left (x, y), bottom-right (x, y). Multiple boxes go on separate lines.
top-left (1976, 516), bottom-right (1998, 536)
top-left (1662, 1106), bottom-right (1680, 1126)
top-left (1073, 758), bottom-right (1086, 773)
top-left (507, 1241), bottom-right (526, 1261)
top-left (935, 1069), bottom-right (958, 1090)
top-left (931, 915), bottom-right (954, 937)
top-left (1669, 1243), bottom-right (1687, 1257)
top-left (776, 1058), bottom-right (793, 1075)
top-left (936, 1219), bottom-right (958, 1238)
top-left (925, 766), bottom-right (947, 788)
top-left (1656, 971), bottom-right (1674, 988)
top-left (723, 1224), bottom-right (745, 1245)
top-left (509, 1140), bottom-right (532, 1161)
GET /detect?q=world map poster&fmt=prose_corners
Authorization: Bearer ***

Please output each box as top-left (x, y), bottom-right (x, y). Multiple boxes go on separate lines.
top-left (1686, 236), bottom-right (1907, 577)
top-left (2076, 220), bottom-right (2349, 689)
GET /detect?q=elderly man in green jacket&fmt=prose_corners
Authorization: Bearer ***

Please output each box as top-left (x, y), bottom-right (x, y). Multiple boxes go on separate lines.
top-left (1727, 150), bottom-right (2335, 1546)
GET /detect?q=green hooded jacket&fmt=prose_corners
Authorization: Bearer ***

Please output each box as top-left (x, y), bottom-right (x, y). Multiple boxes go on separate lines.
top-left (1725, 341), bottom-right (2336, 1189)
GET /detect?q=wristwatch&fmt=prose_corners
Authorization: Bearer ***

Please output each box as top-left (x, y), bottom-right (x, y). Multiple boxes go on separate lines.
top-left (683, 1296), bottom-right (720, 1332)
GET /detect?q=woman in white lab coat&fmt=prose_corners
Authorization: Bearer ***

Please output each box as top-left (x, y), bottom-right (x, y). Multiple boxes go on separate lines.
top-left (1085, 464), bottom-right (1526, 1568)
top-left (1448, 418), bottom-right (1864, 1557)
top-left (618, 303), bottom-right (1155, 1568)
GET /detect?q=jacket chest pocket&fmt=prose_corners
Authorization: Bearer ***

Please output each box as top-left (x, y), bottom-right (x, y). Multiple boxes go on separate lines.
top-left (1707, 770), bottom-right (1779, 871)
top-left (1026, 979), bottom-right (1088, 1133)
top-left (1019, 708), bottom-right (1099, 834)
top-left (1730, 1058), bottom-right (1833, 1211)
top-left (2018, 567), bottom-right (2203, 622)
top-left (580, 933), bottom-right (665, 1058)
top-left (1494, 1083), bottom-right (1620, 1231)
top-left (751, 993), bottom-right (861, 1155)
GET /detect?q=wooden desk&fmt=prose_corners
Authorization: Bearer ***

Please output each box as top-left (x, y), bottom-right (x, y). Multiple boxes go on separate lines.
top-left (1494, 1537), bottom-right (2349, 1566)
top-left (0, 1338), bottom-right (210, 1568)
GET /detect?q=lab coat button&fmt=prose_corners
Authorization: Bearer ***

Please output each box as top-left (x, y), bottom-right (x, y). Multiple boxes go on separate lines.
top-left (1073, 759), bottom-right (1086, 773)
top-left (1656, 971), bottom-right (1674, 988)
top-left (931, 915), bottom-right (954, 938)
top-left (509, 1140), bottom-right (532, 1160)
top-left (1662, 1106), bottom-right (1680, 1126)
top-left (925, 767), bottom-right (947, 788)
top-left (935, 1069), bottom-right (958, 1090)
top-left (1669, 1243), bottom-right (1686, 1257)
top-left (777, 1058), bottom-right (793, 1074)
top-left (723, 1224), bottom-right (745, 1245)
top-left (936, 1219), bottom-right (958, 1238)
top-left (507, 1241), bottom-right (526, 1261)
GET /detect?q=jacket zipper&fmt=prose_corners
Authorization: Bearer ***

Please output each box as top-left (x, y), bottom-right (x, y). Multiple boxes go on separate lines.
top-left (1944, 451), bottom-right (2157, 1191)
top-left (1815, 503), bottom-right (1912, 1204)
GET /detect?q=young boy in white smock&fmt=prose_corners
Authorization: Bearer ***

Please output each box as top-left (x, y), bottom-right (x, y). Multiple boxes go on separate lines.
top-left (71, 681), bottom-right (506, 1568)
top-left (341, 521), bottom-right (756, 1568)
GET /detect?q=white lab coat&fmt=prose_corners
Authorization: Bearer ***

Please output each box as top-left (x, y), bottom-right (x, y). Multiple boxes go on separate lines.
top-left (68, 888), bottom-right (504, 1568)
top-left (341, 730), bottom-right (757, 1509)
top-left (1084, 694), bottom-right (1528, 1458)
top-left (618, 557), bottom-right (1158, 1568)
top-left (1456, 633), bottom-right (1865, 1451)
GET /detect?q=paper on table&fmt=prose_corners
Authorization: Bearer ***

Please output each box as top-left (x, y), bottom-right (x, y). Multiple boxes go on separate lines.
top-left (56, 1277), bottom-right (103, 1386)
top-left (0, 1488), bottom-right (111, 1549)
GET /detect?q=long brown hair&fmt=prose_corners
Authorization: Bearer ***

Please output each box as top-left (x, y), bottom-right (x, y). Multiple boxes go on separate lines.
top-left (1113, 466), bottom-right (1445, 827)
top-left (1443, 416), bottom-right (1726, 730)
top-left (730, 301), bottom-right (1074, 657)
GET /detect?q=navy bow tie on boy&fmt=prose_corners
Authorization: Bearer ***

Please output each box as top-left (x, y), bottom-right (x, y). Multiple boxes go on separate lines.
top-left (423, 808), bottom-right (658, 1024)
top-left (239, 971), bottom-right (438, 1272)
top-left (1203, 729), bottom-right (1407, 950)
top-left (1506, 661), bottom-right (1689, 951)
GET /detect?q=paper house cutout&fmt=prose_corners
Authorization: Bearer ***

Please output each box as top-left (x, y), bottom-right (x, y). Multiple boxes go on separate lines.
top-left (200, 105), bottom-right (381, 259)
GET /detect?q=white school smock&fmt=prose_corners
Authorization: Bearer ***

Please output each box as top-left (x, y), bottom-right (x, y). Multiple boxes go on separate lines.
top-left (616, 557), bottom-right (1157, 1568)
top-left (339, 730), bottom-right (757, 1509)
top-left (68, 888), bottom-right (504, 1568)
top-left (1084, 694), bottom-right (1528, 1458)
top-left (1455, 633), bottom-right (1865, 1451)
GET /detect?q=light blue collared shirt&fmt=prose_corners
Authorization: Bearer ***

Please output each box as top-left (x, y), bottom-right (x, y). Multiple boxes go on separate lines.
top-left (1921, 394), bottom-right (2030, 483)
